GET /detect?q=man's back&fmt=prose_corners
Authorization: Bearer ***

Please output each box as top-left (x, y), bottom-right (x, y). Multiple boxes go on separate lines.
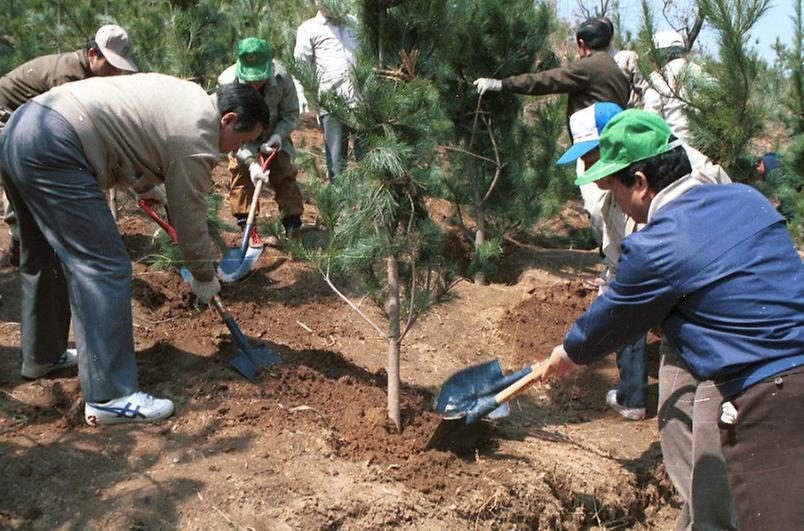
top-left (626, 183), bottom-right (804, 386)
top-left (0, 51), bottom-right (89, 111)
top-left (294, 12), bottom-right (357, 101)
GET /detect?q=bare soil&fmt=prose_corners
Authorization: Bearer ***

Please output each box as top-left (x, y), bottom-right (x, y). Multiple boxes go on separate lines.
top-left (0, 118), bottom-right (680, 530)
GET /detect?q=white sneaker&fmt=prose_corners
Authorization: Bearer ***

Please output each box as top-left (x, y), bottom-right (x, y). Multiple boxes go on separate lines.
top-left (606, 389), bottom-right (646, 421)
top-left (85, 391), bottom-right (174, 426)
top-left (21, 348), bottom-right (78, 379)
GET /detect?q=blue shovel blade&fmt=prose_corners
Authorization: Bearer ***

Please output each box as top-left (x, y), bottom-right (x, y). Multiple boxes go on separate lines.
top-left (230, 354), bottom-right (257, 382)
top-left (434, 360), bottom-right (532, 423)
top-left (217, 246), bottom-right (263, 283)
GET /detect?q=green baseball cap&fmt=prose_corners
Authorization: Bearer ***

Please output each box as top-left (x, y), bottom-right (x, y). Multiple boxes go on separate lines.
top-left (235, 37), bottom-right (273, 82)
top-left (575, 109), bottom-right (675, 185)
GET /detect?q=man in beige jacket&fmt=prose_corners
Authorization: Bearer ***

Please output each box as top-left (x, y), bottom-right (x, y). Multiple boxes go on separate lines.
top-left (0, 74), bottom-right (269, 425)
top-left (0, 24), bottom-right (137, 267)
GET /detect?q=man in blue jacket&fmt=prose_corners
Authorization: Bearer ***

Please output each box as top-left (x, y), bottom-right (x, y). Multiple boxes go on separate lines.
top-left (541, 110), bottom-right (804, 531)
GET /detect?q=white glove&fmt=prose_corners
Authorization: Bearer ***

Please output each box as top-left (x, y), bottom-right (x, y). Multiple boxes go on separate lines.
top-left (135, 185), bottom-right (166, 206)
top-left (249, 162), bottom-right (270, 186)
top-left (191, 276), bottom-right (221, 304)
top-left (261, 134), bottom-right (282, 153)
top-left (473, 78), bottom-right (502, 95)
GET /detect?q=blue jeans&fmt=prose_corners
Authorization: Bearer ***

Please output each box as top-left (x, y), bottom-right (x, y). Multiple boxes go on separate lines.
top-left (0, 101), bottom-right (139, 403)
top-left (321, 113), bottom-right (361, 180)
top-left (615, 335), bottom-right (647, 408)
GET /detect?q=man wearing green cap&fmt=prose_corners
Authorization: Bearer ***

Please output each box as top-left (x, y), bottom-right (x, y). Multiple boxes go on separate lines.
top-left (218, 37), bottom-right (304, 245)
top-left (539, 110), bottom-right (804, 530)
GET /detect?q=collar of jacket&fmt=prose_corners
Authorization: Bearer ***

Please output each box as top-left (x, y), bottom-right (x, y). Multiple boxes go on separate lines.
top-left (647, 173), bottom-right (703, 222)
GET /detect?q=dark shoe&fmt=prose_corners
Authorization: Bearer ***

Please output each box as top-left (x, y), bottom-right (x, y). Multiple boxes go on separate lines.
top-left (282, 216), bottom-right (302, 241)
top-left (6, 237), bottom-right (19, 267)
top-left (21, 349), bottom-right (78, 379)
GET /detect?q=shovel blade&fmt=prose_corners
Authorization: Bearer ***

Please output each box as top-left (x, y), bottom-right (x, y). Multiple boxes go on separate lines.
top-left (217, 246), bottom-right (263, 283)
top-left (229, 346), bottom-right (280, 382)
top-left (433, 359), bottom-right (505, 417)
top-left (243, 345), bottom-right (282, 367)
top-left (179, 266), bottom-right (193, 284)
top-left (229, 353), bottom-right (257, 382)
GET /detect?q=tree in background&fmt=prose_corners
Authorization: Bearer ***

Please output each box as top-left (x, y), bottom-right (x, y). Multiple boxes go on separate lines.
top-left (435, 1), bottom-right (567, 284)
top-left (678, 0), bottom-right (770, 177)
top-left (773, 0), bottom-right (803, 243)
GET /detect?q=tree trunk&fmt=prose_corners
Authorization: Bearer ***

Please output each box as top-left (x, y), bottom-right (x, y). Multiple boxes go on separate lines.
top-left (386, 255), bottom-right (401, 432)
top-left (474, 198), bottom-right (486, 285)
top-left (464, 135), bottom-right (487, 285)
top-left (378, 7), bottom-right (385, 67)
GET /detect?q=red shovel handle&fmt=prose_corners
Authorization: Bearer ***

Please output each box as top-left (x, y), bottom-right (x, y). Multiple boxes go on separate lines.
top-left (138, 199), bottom-right (177, 243)
top-left (260, 144), bottom-right (279, 172)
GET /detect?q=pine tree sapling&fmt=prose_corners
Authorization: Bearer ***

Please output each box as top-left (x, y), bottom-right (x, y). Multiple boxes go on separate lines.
top-left (297, 50), bottom-right (454, 431)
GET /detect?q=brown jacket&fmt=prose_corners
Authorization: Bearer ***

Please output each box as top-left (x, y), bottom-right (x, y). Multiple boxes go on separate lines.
top-left (502, 50), bottom-right (630, 132)
top-left (34, 73), bottom-right (222, 281)
top-left (0, 50), bottom-right (91, 112)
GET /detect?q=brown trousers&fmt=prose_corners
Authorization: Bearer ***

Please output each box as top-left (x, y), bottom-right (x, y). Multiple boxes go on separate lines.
top-left (228, 150), bottom-right (303, 220)
top-left (719, 365), bottom-right (804, 531)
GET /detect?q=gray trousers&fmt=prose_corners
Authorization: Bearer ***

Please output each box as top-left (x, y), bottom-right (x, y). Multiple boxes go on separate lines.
top-left (658, 340), bottom-right (738, 531)
top-left (321, 113), bottom-right (362, 180)
top-left (1, 118), bottom-right (19, 238)
top-left (0, 101), bottom-right (138, 403)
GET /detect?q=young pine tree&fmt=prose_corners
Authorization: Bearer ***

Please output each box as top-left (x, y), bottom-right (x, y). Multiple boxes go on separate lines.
top-left (677, 0), bottom-right (771, 177)
top-left (293, 0), bottom-right (455, 431)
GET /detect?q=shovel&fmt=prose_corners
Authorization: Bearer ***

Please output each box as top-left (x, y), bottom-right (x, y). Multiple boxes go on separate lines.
top-left (208, 295), bottom-right (280, 381)
top-left (426, 359), bottom-right (548, 452)
top-left (217, 147), bottom-right (278, 283)
top-left (137, 200), bottom-right (280, 381)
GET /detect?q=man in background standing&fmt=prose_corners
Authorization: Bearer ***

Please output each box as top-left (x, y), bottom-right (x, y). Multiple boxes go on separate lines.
top-left (0, 24), bottom-right (138, 266)
top-left (643, 30), bottom-right (698, 142)
top-left (295, 0), bottom-right (359, 180)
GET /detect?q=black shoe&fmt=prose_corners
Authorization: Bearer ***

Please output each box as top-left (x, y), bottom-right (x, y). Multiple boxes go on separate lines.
top-left (282, 216), bottom-right (302, 240)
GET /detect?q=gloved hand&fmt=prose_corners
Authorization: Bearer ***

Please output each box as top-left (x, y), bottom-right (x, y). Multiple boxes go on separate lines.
top-left (190, 276), bottom-right (220, 304)
top-left (473, 78), bottom-right (502, 95)
top-left (135, 185), bottom-right (167, 206)
top-left (249, 162), bottom-right (270, 186)
top-left (261, 134), bottom-right (282, 153)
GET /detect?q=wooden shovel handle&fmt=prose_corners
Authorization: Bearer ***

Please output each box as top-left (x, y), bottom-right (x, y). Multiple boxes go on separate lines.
top-left (243, 148), bottom-right (276, 227)
top-left (494, 361), bottom-right (549, 404)
top-left (245, 180), bottom-right (263, 226)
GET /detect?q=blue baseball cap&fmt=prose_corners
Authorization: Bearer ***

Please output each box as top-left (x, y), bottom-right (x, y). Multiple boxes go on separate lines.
top-left (556, 102), bottom-right (623, 165)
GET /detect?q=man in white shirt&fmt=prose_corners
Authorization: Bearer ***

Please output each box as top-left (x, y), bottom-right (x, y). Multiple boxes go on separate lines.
top-left (294, 0), bottom-right (359, 180)
top-left (643, 30), bottom-right (699, 142)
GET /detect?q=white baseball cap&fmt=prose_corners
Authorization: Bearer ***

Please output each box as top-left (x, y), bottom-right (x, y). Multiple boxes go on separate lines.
top-left (95, 24), bottom-right (137, 72)
top-left (556, 102), bottom-right (623, 165)
top-left (653, 30), bottom-right (685, 50)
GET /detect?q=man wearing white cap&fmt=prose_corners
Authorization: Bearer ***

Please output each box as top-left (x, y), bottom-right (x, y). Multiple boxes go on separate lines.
top-left (643, 30), bottom-right (699, 142)
top-left (0, 24), bottom-right (138, 267)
